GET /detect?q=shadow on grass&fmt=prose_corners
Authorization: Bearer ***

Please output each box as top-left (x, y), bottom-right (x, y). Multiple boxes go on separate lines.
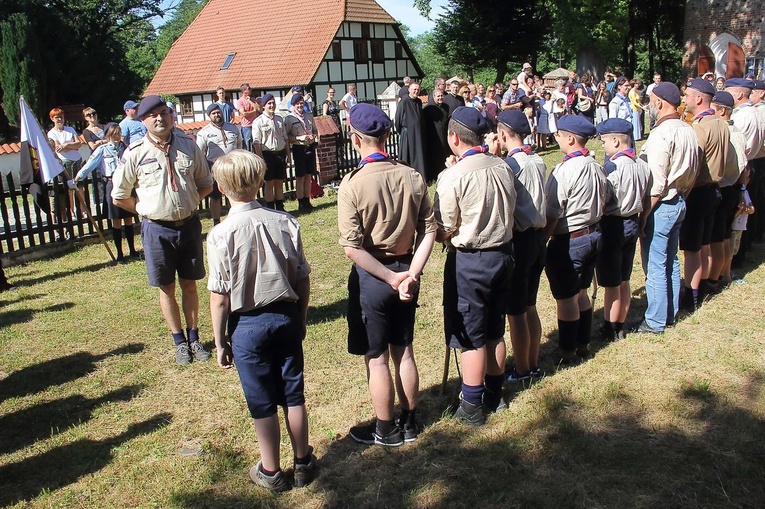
top-left (0, 413), bottom-right (172, 507)
top-left (13, 260), bottom-right (115, 288)
top-left (0, 343), bottom-right (145, 402)
top-left (0, 292), bottom-right (45, 309)
top-left (168, 371), bottom-right (765, 508)
top-left (0, 301), bottom-right (75, 329)
top-left (0, 384), bottom-right (146, 455)
top-left (308, 298), bottom-right (347, 325)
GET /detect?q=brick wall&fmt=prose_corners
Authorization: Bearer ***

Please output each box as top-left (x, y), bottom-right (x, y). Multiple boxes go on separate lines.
top-left (682, 0), bottom-right (765, 79)
top-left (314, 116), bottom-right (340, 185)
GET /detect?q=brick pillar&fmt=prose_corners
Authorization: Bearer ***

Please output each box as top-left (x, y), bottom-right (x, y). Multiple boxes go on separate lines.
top-left (314, 116), bottom-right (340, 185)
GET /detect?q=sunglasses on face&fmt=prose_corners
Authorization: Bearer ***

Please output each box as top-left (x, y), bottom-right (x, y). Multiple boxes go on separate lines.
top-left (85, 112), bottom-right (96, 117)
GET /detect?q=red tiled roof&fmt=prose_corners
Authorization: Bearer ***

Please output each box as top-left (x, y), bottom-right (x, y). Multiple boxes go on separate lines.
top-left (344, 0), bottom-right (396, 23)
top-left (145, 0), bottom-right (397, 97)
top-left (0, 142), bottom-right (21, 155)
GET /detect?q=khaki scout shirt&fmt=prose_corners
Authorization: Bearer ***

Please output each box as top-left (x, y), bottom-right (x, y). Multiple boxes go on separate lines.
top-left (545, 154), bottom-right (608, 235)
top-left (112, 132), bottom-right (213, 221)
top-left (723, 123), bottom-right (748, 187)
top-left (285, 111), bottom-right (316, 144)
top-left (434, 153), bottom-right (516, 249)
top-left (640, 115), bottom-right (698, 201)
top-left (692, 115), bottom-right (733, 187)
top-left (603, 155), bottom-right (651, 217)
top-left (505, 151), bottom-right (547, 232)
top-left (731, 103), bottom-right (762, 161)
top-left (252, 113), bottom-right (287, 152)
top-left (207, 201), bottom-right (310, 312)
top-left (338, 160), bottom-right (436, 258)
top-left (196, 122), bottom-right (242, 163)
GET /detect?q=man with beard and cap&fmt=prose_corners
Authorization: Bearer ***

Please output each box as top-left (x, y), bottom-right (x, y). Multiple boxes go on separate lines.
top-left (595, 118), bottom-right (651, 342)
top-left (112, 95), bottom-right (214, 364)
top-left (339, 103), bottom-right (436, 446)
top-left (491, 110), bottom-right (546, 384)
top-left (726, 78), bottom-right (764, 259)
top-left (444, 79), bottom-right (465, 115)
top-left (252, 93), bottom-right (289, 211)
top-left (120, 99), bottom-right (147, 145)
top-left (434, 107), bottom-right (516, 424)
top-left (543, 115), bottom-right (607, 362)
top-left (678, 77), bottom-right (732, 311)
top-left (711, 90), bottom-right (748, 284)
top-left (423, 88), bottom-right (450, 182)
top-left (633, 82), bottom-right (698, 334)
top-left (394, 82), bottom-right (426, 179)
top-left (196, 102), bottom-right (242, 225)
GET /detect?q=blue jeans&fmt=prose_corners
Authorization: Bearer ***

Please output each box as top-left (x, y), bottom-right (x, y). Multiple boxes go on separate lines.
top-left (241, 127), bottom-right (253, 151)
top-left (640, 196), bottom-right (686, 331)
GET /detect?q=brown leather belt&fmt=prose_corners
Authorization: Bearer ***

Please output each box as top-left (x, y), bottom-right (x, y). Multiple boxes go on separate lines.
top-left (565, 224), bottom-right (599, 239)
top-left (147, 214), bottom-right (196, 229)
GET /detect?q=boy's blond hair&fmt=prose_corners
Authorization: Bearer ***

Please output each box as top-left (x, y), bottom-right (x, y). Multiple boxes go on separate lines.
top-left (211, 150), bottom-right (265, 201)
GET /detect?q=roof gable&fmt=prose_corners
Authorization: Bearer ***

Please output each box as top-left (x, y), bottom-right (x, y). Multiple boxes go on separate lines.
top-left (145, 0), bottom-right (398, 96)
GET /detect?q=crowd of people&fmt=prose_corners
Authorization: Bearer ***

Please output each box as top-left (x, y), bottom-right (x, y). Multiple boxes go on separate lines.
top-left (21, 63), bottom-right (764, 492)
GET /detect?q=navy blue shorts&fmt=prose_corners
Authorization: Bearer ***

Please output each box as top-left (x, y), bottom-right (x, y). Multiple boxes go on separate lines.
top-left (105, 180), bottom-right (137, 220)
top-left (545, 230), bottom-right (601, 300)
top-left (712, 185), bottom-right (740, 242)
top-left (263, 150), bottom-right (288, 181)
top-left (347, 256), bottom-right (417, 357)
top-left (292, 144), bottom-right (317, 177)
top-left (229, 301), bottom-right (305, 419)
top-left (141, 215), bottom-right (205, 287)
top-left (680, 185), bottom-right (720, 252)
top-left (443, 246), bottom-right (513, 350)
top-left (596, 215), bottom-right (639, 287)
top-left (507, 229), bottom-right (545, 316)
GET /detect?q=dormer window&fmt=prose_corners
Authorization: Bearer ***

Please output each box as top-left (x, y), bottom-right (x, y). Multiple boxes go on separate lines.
top-left (221, 53), bottom-right (236, 70)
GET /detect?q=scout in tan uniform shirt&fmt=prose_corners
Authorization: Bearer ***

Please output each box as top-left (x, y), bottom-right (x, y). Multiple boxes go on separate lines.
top-left (196, 102), bottom-right (242, 224)
top-left (543, 114), bottom-right (607, 362)
top-left (252, 93), bottom-right (289, 211)
top-left (338, 103), bottom-right (436, 446)
top-left (596, 118), bottom-right (650, 342)
top-left (492, 110), bottom-right (547, 384)
top-left (112, 95), bottom-right (214, 365)
top-left (434, 106), bottom-right (516, 425)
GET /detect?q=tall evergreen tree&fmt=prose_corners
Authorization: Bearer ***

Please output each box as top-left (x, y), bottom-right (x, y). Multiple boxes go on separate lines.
top-left (0, 13), bottom-right (47, 124)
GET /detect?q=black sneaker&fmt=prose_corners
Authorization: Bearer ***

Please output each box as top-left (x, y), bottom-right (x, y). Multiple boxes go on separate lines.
top-left (349, 422), bottom-right (404, 447)
top-left (250, 462), bottom-right (290, 492)
top-left (575, 343), bottom-right (590, 358)
top-left (631, 320), bottom-right (663, 335)
top-left (530, 367), bottom-right (544, 379)
top-left (454, 398), bottom-right (486, 426)
top-left (175, 343), bottom-right (192, 365)
top-left (507, 366), bottom-right (531, 383)
top-left (398, 415), bottom-right (421, 443)
top-left (293, 446), bottom-right (317, 488)
top-left (189, 340), bottom-right (211, 362)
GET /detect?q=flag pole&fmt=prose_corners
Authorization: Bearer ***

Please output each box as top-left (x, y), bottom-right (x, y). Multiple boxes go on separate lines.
top-left (62, 168), bottom-right (116, 262)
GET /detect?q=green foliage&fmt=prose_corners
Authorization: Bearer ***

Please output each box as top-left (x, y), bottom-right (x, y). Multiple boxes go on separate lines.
top-left (431, 0), bottom-right (547, 84)
top-left (0, 13), bottom-right (47, 124)
top-left (0, 0), bottom-right (165, 126)
top-left (408, 32), bottom-right (462, 91)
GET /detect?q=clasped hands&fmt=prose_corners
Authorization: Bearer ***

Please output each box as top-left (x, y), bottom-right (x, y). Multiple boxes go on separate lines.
top-left (388, 270), bottom-right (420, 302)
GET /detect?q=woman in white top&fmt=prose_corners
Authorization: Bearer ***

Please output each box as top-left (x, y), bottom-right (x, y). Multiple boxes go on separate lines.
top-left (47, 107), bottom-right (83, 226)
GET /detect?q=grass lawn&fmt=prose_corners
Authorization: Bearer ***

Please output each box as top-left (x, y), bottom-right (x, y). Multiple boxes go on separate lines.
top-left (1, 141), bottom-right (765, 508)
